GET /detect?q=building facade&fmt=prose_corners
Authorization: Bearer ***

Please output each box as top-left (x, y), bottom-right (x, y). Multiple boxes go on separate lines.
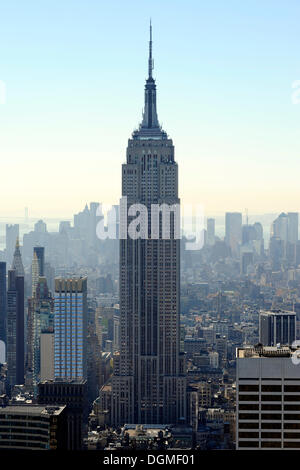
top-left (259, 309), bottom-right (296, 347)
top-left (0, 405), bottom-right (67, 450)
top-left (225, 212), bottom-right (242, 258)
top-left (112, 25), bottom-right (186, 426)
top-left (0, 262), bottom-right (6, 349)
top-left (38, 380), bottom-right (87, 450)
top-left (237, 345), bottom-right (300, 449)
top-left (6, 269), bottom-right (24, 390)
top-left (54, 277), bottom-right (87, 381)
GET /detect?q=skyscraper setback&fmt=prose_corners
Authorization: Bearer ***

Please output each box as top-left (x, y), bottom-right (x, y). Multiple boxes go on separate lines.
top-left (112, 25), bottom-right (186, 425)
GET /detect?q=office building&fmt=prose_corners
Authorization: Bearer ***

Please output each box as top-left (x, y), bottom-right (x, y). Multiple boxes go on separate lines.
top-left (40, 332), bottom-right (54, 381)
top-left (38, 380), bottom-right (87, 450)
top-left (206, 218), bottom-right (215, 246)
top-left (6, 268), bottom-right (24, 390)
top-left (287, 212), bottom-right (298, 244)
top-left (112, 25), bottom-right (186, 426)
top-left (54, 277), bottom-right (87, 381)
top-left (0, 405), bottom-right (67, 450)
top-left (259, 309), bottom-right (296, 346)
top-left (5, 224), bottom-right (19, 264)
top-left (237, 345), bottom-right (300, 449)
top-left (0, 262), bottom-right (6, 347)
top-left (32, 246), bottom-right (45, 296)
top-left (225, 212), bottom-right (242, 258)
top-left (240, 251), bottom-right (254, 275)
top-left (33, 246), bottom-right (45, 276)
top-left (29, 277), bottom-right (54, 388)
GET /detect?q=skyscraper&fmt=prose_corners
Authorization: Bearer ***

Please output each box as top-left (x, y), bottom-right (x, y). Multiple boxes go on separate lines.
top-left (38, 380), bottom-right (88, 450)
top-left (54, 277), bottom-right (87, 381)
top-left (11, 237), bottom-right (25, 277)
top-left (6, 269), bottom-right (24, 390)
top-left (259, 309), bottom-right (296, 346)
top-left (206, 218), bottom-right (215, 246)
top-left (236, 345), bottom-right (300, 450)
top-left (225, 212), bottom-right (242, 258)
top-left (112, 24), bottom-right (186, 425)
top-left (270, 212), bottom-right (298, 265)
top-left (29, 277), bottom-right (54, 389)
top-left (287, 212), bottom-right (298, 244)
top-left (31, 246), bottom-right (45, 296)
top-left (5, 224), bottom-right (19, 264)
top-left (0, 262), bottom-right (6, 348)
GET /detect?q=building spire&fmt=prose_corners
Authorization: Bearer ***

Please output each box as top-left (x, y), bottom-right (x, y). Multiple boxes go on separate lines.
top-left (12, 237), bottom-right (25, 277)
top-left (148, 19), bottom-right (153, 79)
top-left (132, 22), bottom-right (167, 140)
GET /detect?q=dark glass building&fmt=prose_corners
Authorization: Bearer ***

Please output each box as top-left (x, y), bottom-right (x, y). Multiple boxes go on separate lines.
top-left (0, 262), bottom-right (6, 347)
top-left (38, 380), bottom-right (88, 450)
top-left (6, 269), bottom-right (25, 390)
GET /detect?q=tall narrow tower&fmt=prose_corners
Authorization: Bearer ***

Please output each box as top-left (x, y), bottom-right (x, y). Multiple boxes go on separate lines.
top-left (112, 24), bottom-right (186, 425)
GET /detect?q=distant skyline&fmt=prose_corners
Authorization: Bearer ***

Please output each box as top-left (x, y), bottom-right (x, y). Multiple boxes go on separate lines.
top-left (1, 0), bottom-right (300, 217)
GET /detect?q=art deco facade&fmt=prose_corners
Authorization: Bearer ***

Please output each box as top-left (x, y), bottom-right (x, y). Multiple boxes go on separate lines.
top-left (112, 25), bottom-right (186, 425)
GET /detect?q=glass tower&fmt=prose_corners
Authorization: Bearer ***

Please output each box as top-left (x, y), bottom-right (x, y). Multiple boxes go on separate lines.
top-left (54, 277), bottom-right (87, 381)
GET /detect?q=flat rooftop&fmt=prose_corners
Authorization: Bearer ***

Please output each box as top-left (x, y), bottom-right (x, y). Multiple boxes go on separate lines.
top-left (237, 345), bottom-right (299, 358)
top-left (260, 309), bottom-right (296, 316)
top-left (0, 405), bottom-right (65, 416)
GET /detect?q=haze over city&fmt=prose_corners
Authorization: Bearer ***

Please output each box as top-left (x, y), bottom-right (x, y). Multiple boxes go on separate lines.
top-left (1, 0), bottom-right (300, 217)
top-left (2, 0), bottom-right (300, 458)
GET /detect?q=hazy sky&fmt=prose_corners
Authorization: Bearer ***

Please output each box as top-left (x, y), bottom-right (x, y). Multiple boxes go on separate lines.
top-left (1, 0), bottom-right (300, 218)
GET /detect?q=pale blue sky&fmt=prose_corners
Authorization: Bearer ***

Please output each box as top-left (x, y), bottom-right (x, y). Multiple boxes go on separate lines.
top-left (0, 0), bottom-right (300, 217)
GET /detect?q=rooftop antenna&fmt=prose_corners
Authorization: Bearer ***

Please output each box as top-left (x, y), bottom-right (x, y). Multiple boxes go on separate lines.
top-left (148, 19), bottom-right (154, 78)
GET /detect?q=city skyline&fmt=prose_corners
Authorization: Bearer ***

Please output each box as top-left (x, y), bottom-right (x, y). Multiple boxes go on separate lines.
top-left (1, 4), bottom-right (300, 453)
top-left (1, 1), bottom-right (300, 217)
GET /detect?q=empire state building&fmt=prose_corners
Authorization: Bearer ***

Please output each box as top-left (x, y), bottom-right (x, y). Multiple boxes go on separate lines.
top-left (112, 24), bottom-right (186, 425)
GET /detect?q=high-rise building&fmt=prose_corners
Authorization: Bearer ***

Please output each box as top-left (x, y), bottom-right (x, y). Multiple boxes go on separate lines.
top-left (259, 309), bottom-right (296, 346)
top-left (34, 220), bottom-right (47, 233)
top-left (30, 277), bottom-right (54, 388)
top-left (6, 269), bottom-right (24, 390)
top-left (32, 247), bottom-right (45, 296)
top-left (206, 218), bottom-right (215, 246)
top-left (40, 332), bottom-right (54, 381)
top-left (34, 246), bottom-right (45, 275)
top-left (38, 380), bottom-right (88, 450)
top-left (240, 251), bottom-right (254, 275)
top-left (236, 345), bottom-right (300, 450)
top-left (54, 277), bottom-right (87, 381)
top-left (225, 212), bottom-right (242, 258)
top-left (74, 202), bottom-right (102, 250)
top-left (112, 25), bottom-right (186, 426)
top-left (0, 262), bottom-right (6, 348)
top-left (270, 212), bottom-right (298, 265)
top-left (5, 224), bottom-right (19, 264)
top-left (271, 212), bottom-right (289, 241)
top-left (287, 212), bottom-right (298, 244)
top-left (0, 405), bottom-right (68, 450)
top-left (11, 237), bottom-right (24, 277)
